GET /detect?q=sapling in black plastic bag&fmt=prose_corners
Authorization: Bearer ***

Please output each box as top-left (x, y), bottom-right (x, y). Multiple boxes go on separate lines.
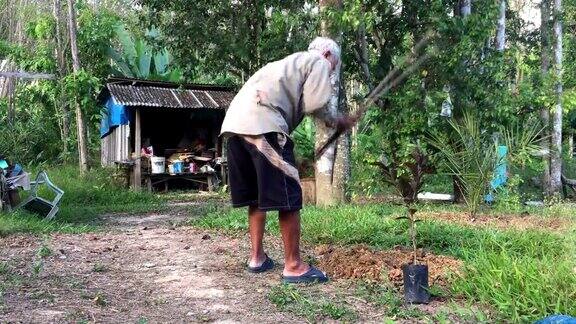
top-left (375, 146), bottom-right (432, 304)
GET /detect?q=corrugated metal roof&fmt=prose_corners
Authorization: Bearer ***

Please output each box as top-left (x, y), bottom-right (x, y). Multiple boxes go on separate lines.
top-left (107, 83), bottom-right (236, 109)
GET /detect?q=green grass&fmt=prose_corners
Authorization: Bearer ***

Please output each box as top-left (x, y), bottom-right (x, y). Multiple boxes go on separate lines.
top-left (355, 283), bottom-right (428, 320)
top-left (453, 248), bottom-right (576, 323)
top-left (92, 263), bottom-right (108, 273)
top-left (193, 204), bottom-right (568, 259)
top-left (1, 165), bottom-right (165, 236)
top-left (36, 242), bottom-right (52, 258)
top-left (192, 203), bottom-right (576, 322)
top-left (268, 284), bottom-right (356, 322)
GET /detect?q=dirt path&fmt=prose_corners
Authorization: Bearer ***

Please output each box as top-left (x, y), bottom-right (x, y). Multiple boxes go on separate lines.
top-left (1, 226), bottom-right (307, 323)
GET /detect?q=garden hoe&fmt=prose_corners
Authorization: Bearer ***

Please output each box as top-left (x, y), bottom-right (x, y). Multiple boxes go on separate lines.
top-left (315, 31), bottom-right (438, 184)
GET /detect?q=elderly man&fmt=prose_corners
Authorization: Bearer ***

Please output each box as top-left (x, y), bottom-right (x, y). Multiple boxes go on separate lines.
top-left (220, 37), bottom-right (352, 283)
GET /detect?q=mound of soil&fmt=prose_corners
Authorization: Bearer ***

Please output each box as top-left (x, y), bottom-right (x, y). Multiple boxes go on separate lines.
top-left (315, 244), bottom-right (462, 288)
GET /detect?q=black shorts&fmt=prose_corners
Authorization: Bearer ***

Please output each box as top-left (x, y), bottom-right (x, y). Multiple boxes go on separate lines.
top-left (227, 133), bottom-right (302, 211)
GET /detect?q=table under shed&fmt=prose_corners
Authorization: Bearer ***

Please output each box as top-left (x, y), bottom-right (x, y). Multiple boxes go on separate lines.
top-left (99, 77), bottom-right (236, 192)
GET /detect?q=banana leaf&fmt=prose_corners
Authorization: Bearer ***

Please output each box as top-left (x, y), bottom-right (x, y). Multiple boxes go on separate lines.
top-left (114, 24), bottom-right (136, 63)
top-left (153, 49), bottom-right (170, 75)
top-left (135, 39), bottom-right (152, 79)
top-left (106, 47), bottom-right (134, 78)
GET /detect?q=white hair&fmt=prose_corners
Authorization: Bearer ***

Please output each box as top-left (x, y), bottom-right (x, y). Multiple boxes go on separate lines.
top-left (308, 37), bottom-right (341, 60)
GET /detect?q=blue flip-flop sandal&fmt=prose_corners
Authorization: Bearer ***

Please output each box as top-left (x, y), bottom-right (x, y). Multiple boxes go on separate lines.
top-left (247, 254), bottom-right (275, 273)
top-left (282, 266), bottom-right (329, 284)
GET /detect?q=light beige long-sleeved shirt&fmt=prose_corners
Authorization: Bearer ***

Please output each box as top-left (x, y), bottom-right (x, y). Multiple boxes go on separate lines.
top-left (220, 51), bottom-right (334, 137)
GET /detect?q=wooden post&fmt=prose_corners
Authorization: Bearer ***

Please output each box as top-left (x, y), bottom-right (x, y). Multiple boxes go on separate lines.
top-left (134, 108), bottom-right (142, 191)
top-left (207, 175), bottom-right (214, 192)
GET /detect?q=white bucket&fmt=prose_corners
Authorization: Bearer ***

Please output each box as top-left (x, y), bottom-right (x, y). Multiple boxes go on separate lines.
top-left (150, 156), bottom-right (166, 174)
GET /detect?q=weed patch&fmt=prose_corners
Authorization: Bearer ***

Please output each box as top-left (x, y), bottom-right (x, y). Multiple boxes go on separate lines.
top-left (355, 283), bottom-right (428, 320)
top-left (453, 248), bottom-right (576, 322)
top-left (92, 263), bottom-right (108, 273)
top-left (37, 243), bottom-right (52, 258)
top-left (193, 204), bottom-right (568, 259)
top-left (268, 284), bottom-right (356, 322)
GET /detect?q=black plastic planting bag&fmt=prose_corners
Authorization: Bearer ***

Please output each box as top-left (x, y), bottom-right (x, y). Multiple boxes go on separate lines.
top-left (402, 264), bottom-right (430, 304)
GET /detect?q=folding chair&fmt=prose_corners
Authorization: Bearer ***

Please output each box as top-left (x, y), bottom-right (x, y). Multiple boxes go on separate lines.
top-left (17, 171), bottom-right (64, 220)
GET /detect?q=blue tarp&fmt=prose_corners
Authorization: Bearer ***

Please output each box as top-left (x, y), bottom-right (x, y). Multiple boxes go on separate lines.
top-left (100, 97), bottom-right (131, 138)
top-left (536, 315), bottom-right (576, 324)
top-left (485, 145), bottom-right (508, 203)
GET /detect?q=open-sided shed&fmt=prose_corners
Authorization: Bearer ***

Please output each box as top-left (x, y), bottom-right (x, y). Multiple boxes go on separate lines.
top-left (99, 77), bottom-right (236, 191)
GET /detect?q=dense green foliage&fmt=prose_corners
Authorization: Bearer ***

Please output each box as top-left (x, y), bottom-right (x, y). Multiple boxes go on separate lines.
top-left (141, 0), bottom-right (318, 83)
top-left (0, 2), bottom-right (122, 163)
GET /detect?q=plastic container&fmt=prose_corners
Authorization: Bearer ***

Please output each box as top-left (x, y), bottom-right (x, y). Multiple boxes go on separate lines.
top-left (173, 161), bottom-right (184, 174)
top-left (150, 157), bottom-right (166, 174)
top-left (402, 264), bottom-right (430, 304)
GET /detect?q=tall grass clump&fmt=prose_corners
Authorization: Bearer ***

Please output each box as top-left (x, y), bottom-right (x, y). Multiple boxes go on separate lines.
top-left (452, 246), bottom-right (576, 322)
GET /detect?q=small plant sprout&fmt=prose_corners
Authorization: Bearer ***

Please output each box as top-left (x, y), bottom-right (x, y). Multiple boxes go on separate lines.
top-left (37, 244), bottom-right (53, 258)
top-left (396, 208), bottom-right (422, 265)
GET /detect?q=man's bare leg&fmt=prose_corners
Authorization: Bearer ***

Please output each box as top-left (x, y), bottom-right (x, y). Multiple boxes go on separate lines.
top-left (279, 210), bottom-right (310, 276)
top-left (248, 205), bottom-right (267, 267)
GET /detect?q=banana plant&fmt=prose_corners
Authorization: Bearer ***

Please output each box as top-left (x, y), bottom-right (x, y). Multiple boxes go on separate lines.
top-left (107, 24), bottom-right (182, 82)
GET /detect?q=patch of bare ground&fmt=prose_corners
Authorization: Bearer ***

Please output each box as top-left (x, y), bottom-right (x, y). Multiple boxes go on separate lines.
top-left (97, 198), bottom-right (227, 230)
top-left (422, 212), bottom-right (572, 232)
top-left (352, 195), bottom-right (403, 205)
top-left (1, 228), bottom-right (310, 323)
top-left (315, 244), bottom-right (462, 289)
top-left (2, 226), bottom-right (409, 323)
top-left (98, 212), bottom-right (190, 229)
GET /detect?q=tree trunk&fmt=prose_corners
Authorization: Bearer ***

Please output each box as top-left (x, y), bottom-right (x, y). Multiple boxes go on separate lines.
top-left (54, 0), bottom-right (67, 75)
top-left (355, 22), bottom-right (373, 91)
top-left (54, 0), bottom-right (70, 159)
top-left (315, 0), bottom-right (349, 206)
top-left (333, 81), bottom-right (351, 203)
top-left (460, 0), bottom-right (471, 16)
top-left (541, 0), bottom-right (552, 195)
top-left (569, 131), bottom-right (573, 159)
top-left (496, 0), bottom-right (506, 51)
top-left (550, 0), bottom-right (563, 196)
top-left (67, 0), bottom-right (89, 174)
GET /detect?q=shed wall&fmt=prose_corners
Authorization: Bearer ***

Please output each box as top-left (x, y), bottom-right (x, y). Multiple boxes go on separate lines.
top-left (101, 124), bottom-right (130, 166)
